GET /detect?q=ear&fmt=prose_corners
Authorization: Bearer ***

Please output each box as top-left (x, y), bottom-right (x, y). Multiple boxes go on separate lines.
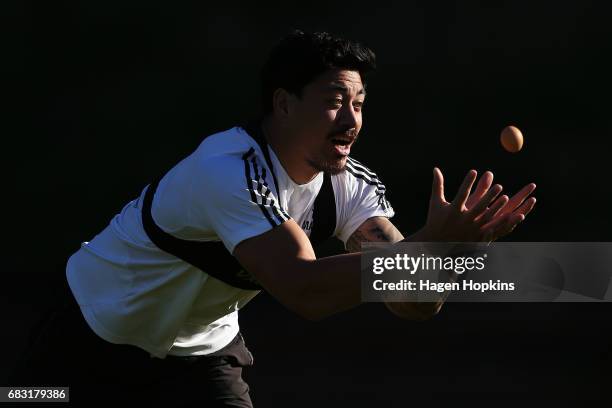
top-left (271, 88), bottom-right (296, 118)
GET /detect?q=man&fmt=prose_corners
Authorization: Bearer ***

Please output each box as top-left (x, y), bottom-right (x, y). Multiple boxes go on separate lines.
top-left (14, 30), bottom-right (536, 406)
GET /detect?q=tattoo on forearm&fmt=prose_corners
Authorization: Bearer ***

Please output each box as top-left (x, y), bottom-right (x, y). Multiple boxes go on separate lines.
top-left (346, 229), bottom-right (369, 252)
top-left (370, 227), bottom-right (392, 242)
top-left (346, 220), bottom-right (402, 253)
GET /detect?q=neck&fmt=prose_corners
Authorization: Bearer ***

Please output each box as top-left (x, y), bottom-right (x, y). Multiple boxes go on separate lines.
top-left (261, 116), bottom-right (320, 185)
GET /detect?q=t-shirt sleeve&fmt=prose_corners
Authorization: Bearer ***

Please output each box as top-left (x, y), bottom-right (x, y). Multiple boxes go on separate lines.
top-left (190, 151), bottom-right (291, 253)
top-left (335, 159), bottom-right (395, 246)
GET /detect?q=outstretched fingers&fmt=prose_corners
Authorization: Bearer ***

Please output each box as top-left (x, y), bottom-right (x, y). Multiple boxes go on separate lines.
top-left (430, 167), bottom-right (446, 204)
top-left (476, 194), bottom-right (509, 226)
top-left (451, 169), bottom-right (478, 209)
top-left (480, 196), bottom-right (536, 241)
top-left (498, 183), bottom-right (537, 216)
top-left (465, 171), bottom-right (494, 209)
top-left (514, 196), bottom-right (537, 217)
top-left (467, 183), bottom-right (503, 220)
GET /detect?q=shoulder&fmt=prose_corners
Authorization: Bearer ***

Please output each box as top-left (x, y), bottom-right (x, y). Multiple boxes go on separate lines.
top-left (186, 127), bottom-right (288, 229)
top-left (334, 156), bottom-right (392, 213)
top-left (186, 126), bottom-right (271, 196)
top-left (331, 156), bottom-right (395, 243)
top-left (335, 156), bottom-right (387, 192)
top-left (196, 126), bottom-right (258, 159)
top-left (192, 126), bottom-right (265, 172)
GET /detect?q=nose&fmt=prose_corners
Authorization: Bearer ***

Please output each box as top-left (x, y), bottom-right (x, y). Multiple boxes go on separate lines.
top-left (337, 103), bottom-right (359, 130)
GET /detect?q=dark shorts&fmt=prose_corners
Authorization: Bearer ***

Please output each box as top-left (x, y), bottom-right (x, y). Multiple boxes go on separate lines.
top-left (10, 281), bottom-right (254, 407)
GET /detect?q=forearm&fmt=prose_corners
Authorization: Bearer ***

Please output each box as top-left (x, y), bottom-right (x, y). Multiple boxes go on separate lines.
top-left (296, 224), bottom-right (430, 320)
top-left (294, 218), bottom-right (405, 319)
top-left (295, 252), bottom-right (363, 320)
top-left (345, 220), bottom-right (444, 320)
top-left (239, 218), bottom-right (435, 321)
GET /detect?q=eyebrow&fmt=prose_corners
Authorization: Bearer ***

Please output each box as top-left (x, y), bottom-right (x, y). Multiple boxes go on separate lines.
top-left (326, 83), bottom-right (366, 96)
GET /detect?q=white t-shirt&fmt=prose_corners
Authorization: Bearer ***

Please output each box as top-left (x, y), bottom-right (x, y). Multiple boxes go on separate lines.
top-left (66, 125), bottom-right (394, 358)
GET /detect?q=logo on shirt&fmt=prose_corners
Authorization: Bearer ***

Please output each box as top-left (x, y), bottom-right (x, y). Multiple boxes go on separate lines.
top-left (301, 208), bottom-right (314, 232)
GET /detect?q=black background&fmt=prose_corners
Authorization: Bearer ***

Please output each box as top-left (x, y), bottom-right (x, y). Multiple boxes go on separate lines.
top-left (4, 0), bottom-right (611, 406)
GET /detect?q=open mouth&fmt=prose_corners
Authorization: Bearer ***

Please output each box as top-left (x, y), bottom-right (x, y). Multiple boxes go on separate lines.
top-left (330, 133), bottom-right (356, 146)
top-left (330, 137), bottom-right (354, 156)
top-left (331, 137), bottom-right (352, 147)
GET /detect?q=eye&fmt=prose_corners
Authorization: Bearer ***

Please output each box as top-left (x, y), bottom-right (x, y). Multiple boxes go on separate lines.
top-left (329, 98), bottom-right (343, 108)
top-left (353, 101), bottom-right (364, 111)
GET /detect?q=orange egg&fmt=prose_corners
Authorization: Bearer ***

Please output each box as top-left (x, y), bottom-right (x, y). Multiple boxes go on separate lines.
top-left (500, 125), bottom-right (524, 153)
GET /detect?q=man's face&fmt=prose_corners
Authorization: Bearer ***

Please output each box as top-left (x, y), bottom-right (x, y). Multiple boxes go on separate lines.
top-left (288, 69), bottom-right (365, 175)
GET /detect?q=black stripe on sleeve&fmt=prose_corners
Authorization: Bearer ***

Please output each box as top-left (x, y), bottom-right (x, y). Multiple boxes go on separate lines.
top-left (347, 157), bottom-right (379, 179)
top-left (345, 161), bottom-right (386, 191)
top-left (242, 148), bottom-right (277, 227)
top-left (345, 161), bottom-right (384, 188)
top-left (259, 166), bottom-right (291, 220)
top-left (250, 156), bottom-right (289, 224)
top-left (345, 160), bottom-right (391, 210)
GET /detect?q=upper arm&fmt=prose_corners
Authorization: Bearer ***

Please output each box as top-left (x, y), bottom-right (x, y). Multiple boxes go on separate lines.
top-left (190, 153), bottom-right (291, 253)
top-left (345, 216), bottom-right (404, 252)
top-left (335, 160), bottom-right (395, 245)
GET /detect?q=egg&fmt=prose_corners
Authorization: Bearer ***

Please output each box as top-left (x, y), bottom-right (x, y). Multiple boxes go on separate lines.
top-left (500, 125), bottom-right (524, 153)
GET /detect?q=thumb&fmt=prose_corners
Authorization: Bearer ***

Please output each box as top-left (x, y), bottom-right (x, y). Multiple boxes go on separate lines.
top-left (431, 167), bottom-right (446, 204)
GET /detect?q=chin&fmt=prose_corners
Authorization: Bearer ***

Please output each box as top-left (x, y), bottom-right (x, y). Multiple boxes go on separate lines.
top-left (308, 156), bottom-right (347, 175)
top-left (331, 157), bottom-right (348, 174)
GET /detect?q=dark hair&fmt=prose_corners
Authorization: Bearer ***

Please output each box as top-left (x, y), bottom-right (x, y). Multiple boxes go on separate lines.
top-left (260, 30), bottom-right (377, 114)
